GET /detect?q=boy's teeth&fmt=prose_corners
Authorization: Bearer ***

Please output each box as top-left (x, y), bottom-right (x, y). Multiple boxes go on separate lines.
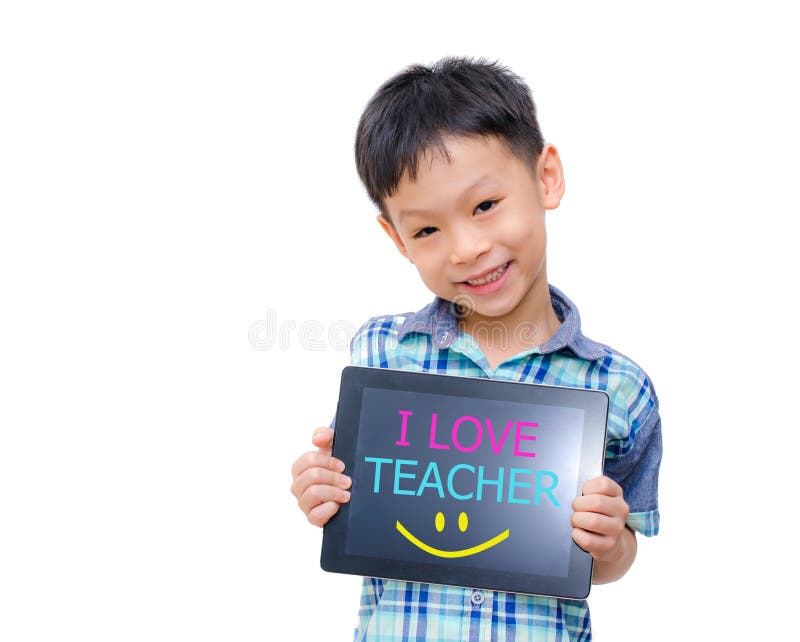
top-left (467, 262), bottom-right (508, 285)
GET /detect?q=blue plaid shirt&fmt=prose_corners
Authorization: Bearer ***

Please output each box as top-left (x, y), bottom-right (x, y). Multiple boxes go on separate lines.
top-left (333, 284), bottom-right (662, 641)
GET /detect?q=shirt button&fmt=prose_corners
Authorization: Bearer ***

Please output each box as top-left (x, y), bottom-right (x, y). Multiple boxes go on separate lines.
top-left (470, 590), bottom-right (485, 606)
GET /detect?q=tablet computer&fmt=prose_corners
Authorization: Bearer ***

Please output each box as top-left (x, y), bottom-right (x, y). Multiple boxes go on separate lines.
top-left (321, 365), bottom-right (609, 600)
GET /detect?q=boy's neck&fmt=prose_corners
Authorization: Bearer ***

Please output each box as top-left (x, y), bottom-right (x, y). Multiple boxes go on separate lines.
top-left (456, 278), bottom-right (562, 357)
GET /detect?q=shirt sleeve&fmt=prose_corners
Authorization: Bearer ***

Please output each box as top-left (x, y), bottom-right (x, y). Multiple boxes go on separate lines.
top-left (604, 402), bottom-right (663, 537)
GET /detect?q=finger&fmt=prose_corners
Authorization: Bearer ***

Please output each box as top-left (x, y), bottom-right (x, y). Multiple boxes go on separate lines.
top-left (297, 483), bottom-right (351, 517)
top-left (572, 527), bottom-right (613, 559)
top-left (307, 500), bottom-right (341, 528)
top-left (291, 466), bottom-right (352, 500)
top-left (581, 476), bottom-right (622, 497)
top-left (570, 511), bottom-right (625, 537)
top-left (571, 527), bottom-right (624, 560)
top-left (291, 450), bottom-right (345, 480)
top-left (572, 493), bottom-right (628, 519)
top-left (312, 427), bottom-right (335, 451)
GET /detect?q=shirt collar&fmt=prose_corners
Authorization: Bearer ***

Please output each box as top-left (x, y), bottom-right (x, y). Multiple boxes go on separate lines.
top-left (396, 284), bottom-right (608, 361)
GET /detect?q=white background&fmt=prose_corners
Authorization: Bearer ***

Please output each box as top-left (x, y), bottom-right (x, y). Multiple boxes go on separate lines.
top-left (1, 1), bottom-right (797, 639)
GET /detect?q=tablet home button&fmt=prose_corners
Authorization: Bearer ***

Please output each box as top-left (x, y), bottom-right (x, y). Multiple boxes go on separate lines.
top-left (470, 590), bottom-right (485, 606)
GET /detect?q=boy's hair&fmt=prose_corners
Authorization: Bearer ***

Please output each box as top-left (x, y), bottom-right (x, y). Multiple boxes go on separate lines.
top-left (354, 55), bottom-right (546, 221)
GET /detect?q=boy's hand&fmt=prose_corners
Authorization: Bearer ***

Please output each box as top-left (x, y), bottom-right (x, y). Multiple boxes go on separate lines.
top-left (290, 427), bottom-right (352, 527)
top-left (570, 476), bottom-right (630, 562)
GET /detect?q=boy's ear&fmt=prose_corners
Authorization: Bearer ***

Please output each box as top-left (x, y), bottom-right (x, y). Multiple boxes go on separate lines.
top-left (538, 143), bottom-right (566, 210)
top-left (376, 214), bottom-right (413, 263)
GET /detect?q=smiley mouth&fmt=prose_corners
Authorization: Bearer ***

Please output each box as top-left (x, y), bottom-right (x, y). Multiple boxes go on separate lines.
top-left (395, 520), bottom-right (510, 558)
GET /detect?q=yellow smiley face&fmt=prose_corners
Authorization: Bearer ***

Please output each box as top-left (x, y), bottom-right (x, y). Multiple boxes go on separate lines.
top-left (396, 511), bottom-right (510, 558)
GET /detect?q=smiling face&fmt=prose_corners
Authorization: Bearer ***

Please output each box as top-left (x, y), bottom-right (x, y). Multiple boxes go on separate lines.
top-left (396, 511), bottom-right (510, 558)
top-left (378, 134), bottom-right (565, 340)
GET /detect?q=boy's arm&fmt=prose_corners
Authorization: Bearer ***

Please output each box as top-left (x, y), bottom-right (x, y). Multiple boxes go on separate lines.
top-left (591, 524), bottom-right (637, 584)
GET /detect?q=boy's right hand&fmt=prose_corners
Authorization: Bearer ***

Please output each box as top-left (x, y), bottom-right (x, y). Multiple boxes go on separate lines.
top-left (290, 427), bottom-right (352, 527)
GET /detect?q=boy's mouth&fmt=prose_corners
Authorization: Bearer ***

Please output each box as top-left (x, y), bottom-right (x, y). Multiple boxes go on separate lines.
top-left (461, 261), bottom-right (511, 286)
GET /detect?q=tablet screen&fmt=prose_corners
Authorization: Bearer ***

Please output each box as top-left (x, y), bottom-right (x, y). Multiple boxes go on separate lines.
top-left (321, 366), bottom-right (608, 599)
top-left (345, 386), bottom-right (585, 578)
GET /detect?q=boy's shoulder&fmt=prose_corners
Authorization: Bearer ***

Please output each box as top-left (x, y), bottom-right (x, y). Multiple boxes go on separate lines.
top-left (348, 294), bottom-right (467, 365)
top-left (589, 336), bottom-right (660, 445)
top-left (587, 336), bottom-right (660, 409)
top-left (348, 307), bottom-right (421, 365)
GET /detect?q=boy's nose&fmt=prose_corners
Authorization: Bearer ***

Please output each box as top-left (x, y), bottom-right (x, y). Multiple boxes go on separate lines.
top-left (449, 225), bottom-right (491, 266)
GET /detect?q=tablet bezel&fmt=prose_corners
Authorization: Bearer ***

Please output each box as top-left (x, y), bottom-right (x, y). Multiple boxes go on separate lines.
top-left (321, 365), bottom-right (609, 600)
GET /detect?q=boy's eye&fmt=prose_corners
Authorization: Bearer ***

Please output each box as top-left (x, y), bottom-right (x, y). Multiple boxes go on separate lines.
top-left (413, 226), bottom-right (438, 239)
top-left (475, 200), bottom-right (496, 214)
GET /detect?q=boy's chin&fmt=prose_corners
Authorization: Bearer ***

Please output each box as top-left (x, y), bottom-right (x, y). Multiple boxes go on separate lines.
top-left (429, 284), bottom-right (523, 320)
top-left (449, 297), bottom-right (518, 321)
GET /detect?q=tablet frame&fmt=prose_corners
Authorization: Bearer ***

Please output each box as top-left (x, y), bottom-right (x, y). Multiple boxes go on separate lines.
top-left (321, 365), bottom-right (609, 600)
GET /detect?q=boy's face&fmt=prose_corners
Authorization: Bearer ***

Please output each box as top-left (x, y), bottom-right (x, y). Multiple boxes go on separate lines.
top-left (379, 134), bottom-right (565, 325)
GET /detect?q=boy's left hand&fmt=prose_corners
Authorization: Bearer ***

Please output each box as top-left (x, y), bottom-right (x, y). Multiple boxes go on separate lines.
top-left (571, 476), bottom-right (630, 562)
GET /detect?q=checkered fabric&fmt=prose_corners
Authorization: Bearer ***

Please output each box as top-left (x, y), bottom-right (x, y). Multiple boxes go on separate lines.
top-left (333, 284), bottom-right (662, 642)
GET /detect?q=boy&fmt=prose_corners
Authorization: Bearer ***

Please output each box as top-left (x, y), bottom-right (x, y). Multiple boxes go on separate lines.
top-left (290, 56), bottom-right (662, 641)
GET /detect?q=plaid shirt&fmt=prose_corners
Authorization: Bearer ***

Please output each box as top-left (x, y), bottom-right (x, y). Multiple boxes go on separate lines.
top-left (334, 284), bottom-right (662, 642)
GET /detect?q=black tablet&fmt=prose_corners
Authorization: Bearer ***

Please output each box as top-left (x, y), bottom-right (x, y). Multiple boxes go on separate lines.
top-left (321, 366), bottom-right (609, 600)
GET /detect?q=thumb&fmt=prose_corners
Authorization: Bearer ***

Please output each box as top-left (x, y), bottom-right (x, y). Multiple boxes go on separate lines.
top-left (312, 426), bottom-right (335, 452)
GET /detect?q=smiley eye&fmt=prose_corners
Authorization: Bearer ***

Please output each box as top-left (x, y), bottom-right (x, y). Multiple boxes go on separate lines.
top-left (435, 511), bottom-right (445, 532)
top-left (458, 511), bottom-right (469, 532)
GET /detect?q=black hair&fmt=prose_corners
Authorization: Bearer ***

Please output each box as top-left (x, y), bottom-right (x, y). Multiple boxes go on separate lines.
top-left (354, 55), bottom-right (545, 221)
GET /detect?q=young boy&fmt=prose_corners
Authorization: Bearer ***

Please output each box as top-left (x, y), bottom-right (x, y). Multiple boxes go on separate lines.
top-left (290, 56), bottom-right (662, 641)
